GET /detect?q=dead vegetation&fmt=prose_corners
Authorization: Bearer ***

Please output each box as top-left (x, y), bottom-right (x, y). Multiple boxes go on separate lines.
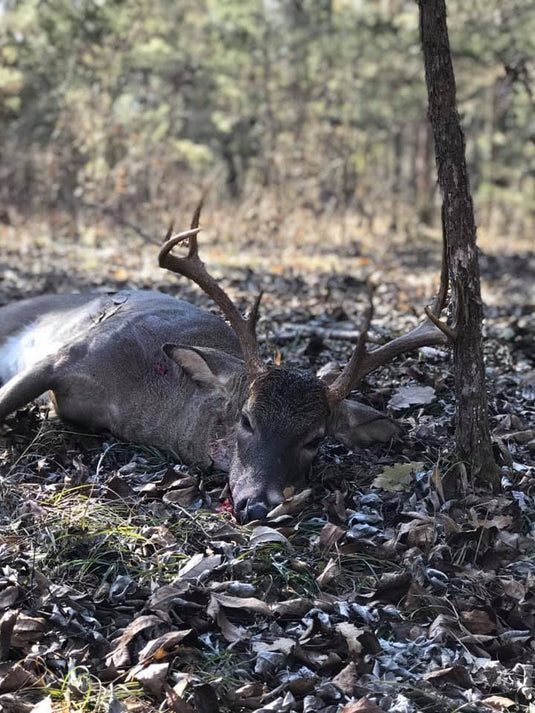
top-left (0, 210), bottom-right (534, 713)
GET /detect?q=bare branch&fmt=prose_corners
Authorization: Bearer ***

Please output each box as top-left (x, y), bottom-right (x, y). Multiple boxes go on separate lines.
top-left (260, 324), bottom-right (381, 344)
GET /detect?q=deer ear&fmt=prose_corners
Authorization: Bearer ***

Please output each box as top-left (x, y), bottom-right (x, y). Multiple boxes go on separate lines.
top-left (328, 399), bottom-right (402, 448)
top-left (163, 344), bottom-right (244, 389)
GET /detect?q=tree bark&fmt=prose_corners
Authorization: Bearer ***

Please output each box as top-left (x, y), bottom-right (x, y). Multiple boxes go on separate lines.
top-left (418, 0), bottom-right (500, 486)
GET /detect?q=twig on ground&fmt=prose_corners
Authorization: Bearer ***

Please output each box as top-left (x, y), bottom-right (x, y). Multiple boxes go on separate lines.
top-left (262, 324), bottom-right (381, 344)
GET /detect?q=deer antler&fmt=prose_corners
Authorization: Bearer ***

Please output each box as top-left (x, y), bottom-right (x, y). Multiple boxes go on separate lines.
top-left (159, 202), bottom-right (265, 381)
top-left (325, 237), bottom-right (454, 405)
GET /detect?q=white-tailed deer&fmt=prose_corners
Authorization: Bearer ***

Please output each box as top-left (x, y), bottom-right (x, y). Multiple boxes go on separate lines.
top-left (0, 206), bottom-right (450, 522)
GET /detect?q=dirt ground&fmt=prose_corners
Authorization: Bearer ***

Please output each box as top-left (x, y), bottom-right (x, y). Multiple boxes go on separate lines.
top-left (0, 206), bottom-right (534, 713)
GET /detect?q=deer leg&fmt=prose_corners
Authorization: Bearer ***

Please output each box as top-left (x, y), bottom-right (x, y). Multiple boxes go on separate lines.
top-left (0, 356), bottom-right (55, 422)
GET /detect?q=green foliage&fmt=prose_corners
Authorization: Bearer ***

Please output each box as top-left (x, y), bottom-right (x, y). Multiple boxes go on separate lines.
top-left (1, 0), bottom-right (534, 235)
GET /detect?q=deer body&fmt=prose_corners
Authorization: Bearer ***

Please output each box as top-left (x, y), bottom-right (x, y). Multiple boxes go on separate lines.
top-left (0, 291), bottom-right (249, 470)
top-left (0, 206), bottom-right (450, 522)
top-left (0, 288), bottom-right (406, 519)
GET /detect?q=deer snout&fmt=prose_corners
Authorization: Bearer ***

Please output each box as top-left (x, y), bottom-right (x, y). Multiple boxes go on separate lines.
top-left (229, 444), bottom-right (289, 523)
top-left (233, 489), bottom-right (284, 523)
top-left (235, 498), bottom-right (270, 523)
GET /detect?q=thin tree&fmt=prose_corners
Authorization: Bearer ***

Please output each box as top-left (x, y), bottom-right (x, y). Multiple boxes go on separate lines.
top-left (417, 0), bottom-right (500, 486)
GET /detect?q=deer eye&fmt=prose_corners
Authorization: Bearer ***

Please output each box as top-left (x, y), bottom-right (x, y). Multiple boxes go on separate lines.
top-left (240, 412), bottom-right (253, 433)
top-left (304, 435), bottom-right (323, 451)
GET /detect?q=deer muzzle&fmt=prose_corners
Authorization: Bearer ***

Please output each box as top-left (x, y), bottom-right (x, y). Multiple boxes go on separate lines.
top-left (229, 452), bottom-right (288, 524)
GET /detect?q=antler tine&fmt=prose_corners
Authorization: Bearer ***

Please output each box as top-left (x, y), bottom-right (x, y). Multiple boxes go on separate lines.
top-left (190, 197), bottom-right (203, 231)
top-left (326, 240), bottom-right (451, 405)
top-left (248, 291), bottom-right (263, 332)
top-left (433, 208), bottom-right (450, 316)
top-left (424, 207), bottom-right (463, 342)
top-left (158, 204), bottom-right (265, 381)
top-left (326, 292), bottom-right (374, 404)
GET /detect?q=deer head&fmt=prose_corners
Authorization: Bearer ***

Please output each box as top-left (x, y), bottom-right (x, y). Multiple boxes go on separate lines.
top-left (159, 204), bottom-right (450, 523)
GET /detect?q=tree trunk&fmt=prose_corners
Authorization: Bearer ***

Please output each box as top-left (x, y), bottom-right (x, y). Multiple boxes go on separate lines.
top-left (418, 0), bottom-right (500, 486)
top-left (416, 119), bottom-right (436, 226)
top-left (390, 125), bottom-right (403, 232)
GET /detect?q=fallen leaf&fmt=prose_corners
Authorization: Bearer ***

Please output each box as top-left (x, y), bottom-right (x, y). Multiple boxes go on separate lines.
top-left (267, 488), bottom-right (312, 518)
top-left (0, 610), bottom-right (17, 661)
top-left (340, 697), bottom-right (383, 713)
top-left (373, 462), bottom-right (424, 492)
top-left (106, 475), bottom-right (136, 500)
top-left (173, 554), bottom-right (222, 582)
top-left (481, 695), bottom-right (517, 710)
top-left (373, 572), bottom-right (412, 602)
top-left (0, 663), bottom-right (40, 694)
top-left (163, 485), bottom-right (201, 507)
top-left (388, 384), bottom-right (435, 410)
top-left (210, 593), bottom-right (272, 617)
top-left (253, 637), bottom-right (296, 655)
top-left (473, 514), bottom-right (514, 530)
top-left (130, 661), bottom-right (169, 697)
top-left (254, 650), bottom-right (286, 675)
top-left (106, 615), bottom-right (164, 669)
top-left (397, 518), bottom-right (436, 551)
top-left (423, 665), bottom-right (472, 687)
top-left (192, 682), bottom-right (220, 713)
top-left (137, 630), bottom-right (195, 663)
top-left (249, 526), bottom-right (292, 547)
top-left (11, 614), bottom-right (46, 648)
top-left (171, 673), bottom-right (196, 699)
top-left (332, 661), bottom-right (357, 695)
top-left (271, 598), bottom-right (314, 618)
top-left (322, 490), bottom-right (348, 522)
top-left (428, 614), bottom-right (465, 642)
top-left (164, 684), bottom-right (196, 713)
top-left (461, 609), bottom-right (496, 635)
top-left (207, 596), bottom-right (248, 643)
top-left (335, 623), bottom-right (366, 658)
top-left (234, 682), bottom-right (264, 697)
top-left (319, 522), bottom-right (346, 551)
top-left (0, 695), bottom-right (33, 713)
top-left (0, 587), bottom-right (19, 609)
top-left (316, 558), bottom-right (342, 588)
top-left (29, 699), bottom-right (52, 713)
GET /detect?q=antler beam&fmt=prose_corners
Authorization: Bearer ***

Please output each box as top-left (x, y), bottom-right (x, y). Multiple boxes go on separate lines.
top-left (159, 203), bottom-right (265, 380)
top-left (326, 240), bottom-right (454, 405)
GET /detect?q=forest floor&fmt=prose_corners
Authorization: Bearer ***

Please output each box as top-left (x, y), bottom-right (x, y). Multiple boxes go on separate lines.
top-left (0, 204), bottom-right (534, 713)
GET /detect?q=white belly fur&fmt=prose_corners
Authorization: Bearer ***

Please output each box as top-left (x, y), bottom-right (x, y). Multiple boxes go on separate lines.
top-left (0, 322), bottom-right (59, 384)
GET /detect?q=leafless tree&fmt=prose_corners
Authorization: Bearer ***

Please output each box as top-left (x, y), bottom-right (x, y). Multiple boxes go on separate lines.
top-left (418, 0), bottom-right (500, 486)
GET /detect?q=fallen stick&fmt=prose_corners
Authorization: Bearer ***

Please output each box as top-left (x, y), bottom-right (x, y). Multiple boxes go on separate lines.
top-left (261, 324), bottom-right (381, 344)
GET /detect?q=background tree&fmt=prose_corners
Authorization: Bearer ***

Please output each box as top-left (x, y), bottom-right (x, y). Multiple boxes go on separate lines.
top-left (418, 0), bottom-right (500, 485)
top-left (0, 0), bottom-right (534, 240)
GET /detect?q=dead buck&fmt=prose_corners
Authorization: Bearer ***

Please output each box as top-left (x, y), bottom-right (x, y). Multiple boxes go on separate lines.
top-left (0, 207), bottom-right (450, 521)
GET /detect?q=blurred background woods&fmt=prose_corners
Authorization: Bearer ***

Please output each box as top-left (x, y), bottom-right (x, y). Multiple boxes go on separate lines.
top-left (1, 0), bottom-right (534, 248)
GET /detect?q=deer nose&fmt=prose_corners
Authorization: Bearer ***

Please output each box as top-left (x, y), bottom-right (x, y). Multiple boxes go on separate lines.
top-left (247, 501), bottom-right (269, 521)
top-left (234, 498), bottom-right (269, 523)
